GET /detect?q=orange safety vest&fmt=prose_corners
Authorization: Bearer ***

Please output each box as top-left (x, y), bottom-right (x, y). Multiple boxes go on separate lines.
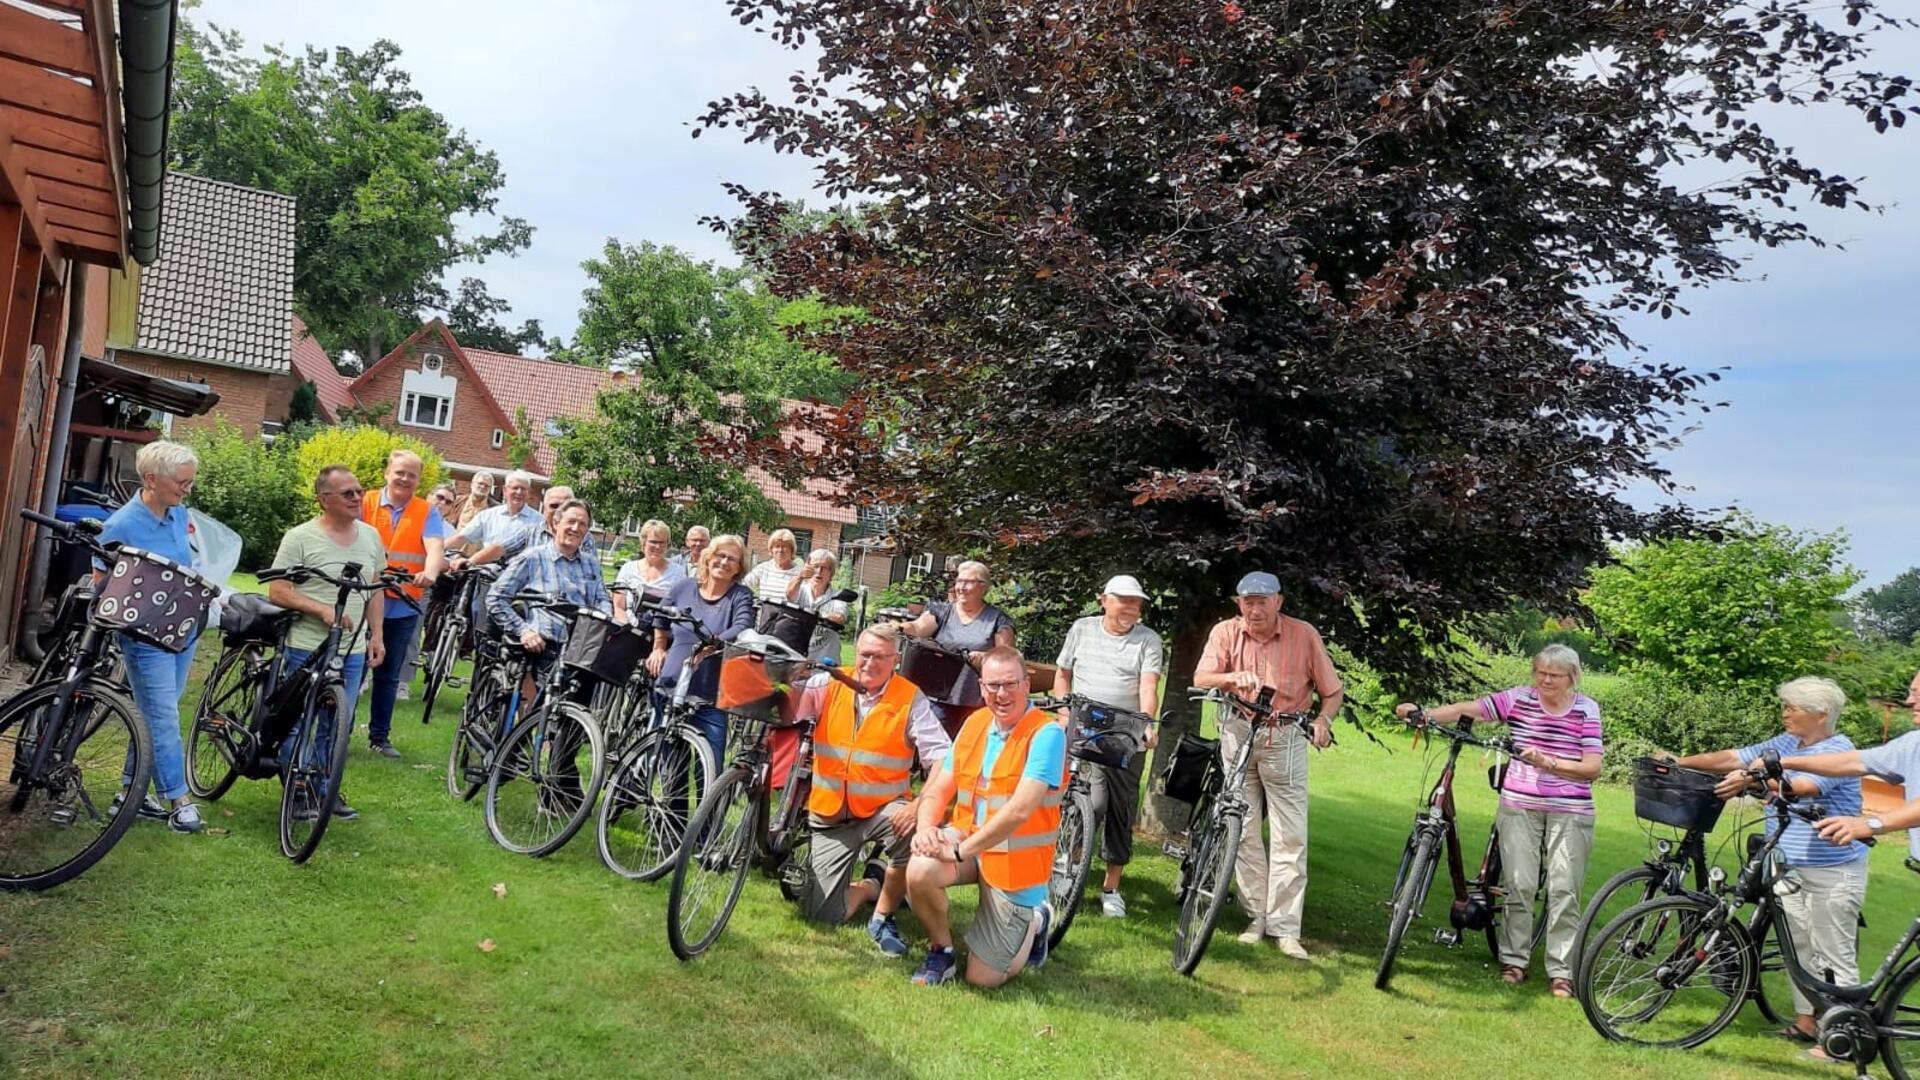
top-left (361, 489), bottom-right (431, 601)
top-left (948, 706), bottom-right (1062, 894)
top-left (809, 673), bottom-right (920, 821)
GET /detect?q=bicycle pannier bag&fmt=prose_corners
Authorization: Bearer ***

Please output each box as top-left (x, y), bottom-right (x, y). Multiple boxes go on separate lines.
top-left (91, 547), bottom-right (218, 653)
top-left (1158, 731), bottom-right (1219, 804)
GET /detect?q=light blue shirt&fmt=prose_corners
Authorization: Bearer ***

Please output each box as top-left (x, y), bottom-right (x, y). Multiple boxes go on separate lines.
top-left (944, 718), bottom-right (1066, 907)
top-left (1859, 730), bottom-right (1920, 860)
top-left (1739, 732), bottom-right (1868, 867)
top-left (94, 497), bottom-right (192, 571)
top-left (375, 489), bottom-right (449, 540)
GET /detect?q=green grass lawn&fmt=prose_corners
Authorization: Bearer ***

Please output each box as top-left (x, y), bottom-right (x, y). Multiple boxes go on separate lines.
top-left (5, 591), bottom-right (1920, 1077)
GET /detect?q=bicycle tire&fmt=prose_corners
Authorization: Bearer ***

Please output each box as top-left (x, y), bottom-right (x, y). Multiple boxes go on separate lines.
top-left (187, 644), bottom-right (260, 801)
top-left (1172, 810), bottom-right (1241, 977)
top-left (484, 703), bottom-right (606, 856)
top-left (1745, 907), bottom-right (1796, 1027)
top-left (1047, 787), bottom-right (1098, 951)
top-left (1577, 895), bottom-right (1753, 1048)
top-left (1876, 958), bottom-right (1920, 1080)
top-left (0, 680), bottom-right (151, 892)
top-left (1376, 831), bottom-right (1440, 990)
top-left (419, 614), bottom-right (462, 726)
top-left (448, 664), bottom-right (512, 801)
top-left (279, 679), bottom-right (352, 864)
top-left (596, 725), bottom-right (716, 882)
top-left (666, 766), bottom-right (761, 961)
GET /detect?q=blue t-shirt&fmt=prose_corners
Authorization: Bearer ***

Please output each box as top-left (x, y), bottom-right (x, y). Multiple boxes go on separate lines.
top-left (944, 717), bottom-right (1066, 907)
top-left (94, 498), bottom-right (192, 571)
top-left (1859, 730), bottom-right (1920, 860)
top-left (1738, 732), bottom-right (1868, 867)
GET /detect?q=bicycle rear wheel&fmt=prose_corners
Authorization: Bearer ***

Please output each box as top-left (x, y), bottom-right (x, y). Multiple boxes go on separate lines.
top-left (1172, 810), bottom-right (1241, 976)
top-left (666, 767), bottom-right (761, 961)
top-left (419, 614), bottom-right (462, 726)
top-left (1376, 831), bottom-right (1439, 990)
top-left (1578, 895), bottom-right (1752, 1048)
top-left (1745, 906), bottom-right (1795, 1027)
top-left (596, 725), bottom-right (715, 881)
top-left (0, 681), bottom-right (150, 892)
top-left (448, 664), bottom-right (513, 801)
top-left (187, 644), bottom-right (261, 801)
top-left (1047, 787), bottom-right (1098, 951)
top-left (279, 680), bottom-right (352, 863)
top-left (484, 704), bottom-right (606, 856)
top-left (1877, 958), bottom-right (1920, 1080)
top-left (1573, 865), bottom-right (1669, 987)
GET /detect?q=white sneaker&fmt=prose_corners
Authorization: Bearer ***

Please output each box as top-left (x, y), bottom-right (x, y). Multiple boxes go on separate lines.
top-left (396, 686), bottom-right (412, 701)
top-left (1236, 921), bottom-right (1266, 945)
top-left (1275, 937), bottom-right (1311, 960)
top-left (1100, 891), bottom-right (1127, 919)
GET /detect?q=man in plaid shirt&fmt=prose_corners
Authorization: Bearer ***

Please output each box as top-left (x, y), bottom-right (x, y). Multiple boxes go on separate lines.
top-left (486, 500), bottom-right (612, 673)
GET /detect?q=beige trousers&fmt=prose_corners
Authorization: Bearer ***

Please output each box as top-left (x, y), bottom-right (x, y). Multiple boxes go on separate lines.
top-left (1779, 858), bottom-right (1868, 1016)
top-left (1494, 805), bottom-right (1595, 979)
top-left (1218, 720), bottom-right (1310, 938)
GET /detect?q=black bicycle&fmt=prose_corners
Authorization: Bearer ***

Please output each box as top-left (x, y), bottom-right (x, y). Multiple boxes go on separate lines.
top-left (416, 563), bottom-right (496, 727)
top-left (1033, 693), bottom-right (1151, 951)
top-left (0, 510), bottom-right (151, 892)
top-left (1577, 751), bottom-right (1916, 1074)
top-left (1374, 709), bottom-right (1548, 991)
top-left (1166, 687), bottom-right (1319, 977)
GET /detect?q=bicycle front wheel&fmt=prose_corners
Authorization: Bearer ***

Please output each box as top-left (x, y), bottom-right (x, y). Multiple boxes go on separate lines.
top-left (187, 644), bottom-right (261, 801)
top-left (1047, 787), bottom-right (1098, 951)
top-left (419, 614), bottom-right (462, 726)
top-left (484, 704), bottom-right (606, 856)
top-left (1376, 830), bottom-right (1440, 990)
top-left (1172, 810), bottom-right (1241, 977)
top-left (1745, 906), bottom-right (1796, 1027)
top-left (666, 766), bottom-right (761, 961)
top-left (448, 664), bottom-right (512, 801)
top-left (1573, 865), bottom-right (1669, 987)
top-left (279, 680), bottom-right (352, 863)
top-left (0, 681), bottom-right (150, 892)
top-left (1578, 895), bottom-right (1752, 1048)
top-left (1877, 958), bottom-right (1920, 1080)
top-left (596, 725), bottom-right (715, 882)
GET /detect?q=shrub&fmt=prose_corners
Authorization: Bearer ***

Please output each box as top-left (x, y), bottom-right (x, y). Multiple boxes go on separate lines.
top-left (293, 426), bottom-right (444, 501)
top-left (1589, 669), bottom-right (1777, 762)
top-left (180, 420), bottom-right (307, 571)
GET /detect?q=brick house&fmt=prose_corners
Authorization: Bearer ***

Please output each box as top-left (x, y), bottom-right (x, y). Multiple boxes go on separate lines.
top-left (281, 313), bottom-right (353, 424)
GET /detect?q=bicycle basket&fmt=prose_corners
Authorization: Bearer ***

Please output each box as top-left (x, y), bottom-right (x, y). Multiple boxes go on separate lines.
top-left (560, 607), bottom-right (648, 685)
top-left (91, 546), bottom-right (218, 653)
top-left (1157, 731), bottom-right (1218, 804)
top-left (716, 641), bottom-right (812, 726)
top-left (1068, 699), bottom-right (1148, 769)
top-left (1632, 756), bottom-right (1726, 832)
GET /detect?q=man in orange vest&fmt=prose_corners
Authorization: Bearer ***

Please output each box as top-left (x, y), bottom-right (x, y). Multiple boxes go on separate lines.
top-left (905, 647), bottom-right (1066, 987)
top-left (793, 624), bottom-right (951, 956)
top-left (360, 449), bottom-right (447, 759)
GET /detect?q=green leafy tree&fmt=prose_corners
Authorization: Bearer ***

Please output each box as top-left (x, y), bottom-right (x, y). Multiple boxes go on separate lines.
top-left (179, 420), bottom-right (307, 571)
top-left (503, 406), bottom-right (538, 470)
top-left (292, 427), bottom-right (444, 507)
top-left (1587, 515), bottom-right (1860, 689)
top-left (444, 277), bottom-right (556, 357)
top-left (1856, 568), bottom-right (1920, 644)
top-left (169, 20), bottom-right (532, 364)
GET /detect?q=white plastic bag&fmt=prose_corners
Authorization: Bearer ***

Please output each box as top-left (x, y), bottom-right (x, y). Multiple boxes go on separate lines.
top-left (187, 508), bottom-right (242, 589)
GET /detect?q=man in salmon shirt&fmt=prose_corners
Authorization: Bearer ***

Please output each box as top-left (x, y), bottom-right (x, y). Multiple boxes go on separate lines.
top-left (905, 647), bottom-right (1065, 987)
top-left (1192, 571), bottom-right (1343, 960)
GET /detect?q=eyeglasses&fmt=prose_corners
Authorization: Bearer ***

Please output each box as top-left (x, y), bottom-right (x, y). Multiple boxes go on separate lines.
top-left (710, 553), bottom-right (740, 565)
top-left (955, 578), bottom-right (988, 588)
top-left (981, 680), bottom-right (1023, 694)
top-left (330, 488), bottom-right (364, 500)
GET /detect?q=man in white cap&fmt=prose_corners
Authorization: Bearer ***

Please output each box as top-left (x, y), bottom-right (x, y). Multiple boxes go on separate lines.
top-left (1192, 570), bottom-right (1343, 959)
top-left (1052, 574), bottom-right (1164, 918)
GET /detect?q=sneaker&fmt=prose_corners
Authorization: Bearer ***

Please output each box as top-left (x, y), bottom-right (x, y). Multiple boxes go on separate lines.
top-left (332, 795), bottom-right (359, 821)
top-left (1100, 890), bottom-right (1127, 919)
top-left (396, 686), bottom-right (412, 701)
top-left (911, 947), bottom-right (958, 986)
top-left (1027, 902), bottom-right (1053, 970)
top-left (168, 802), bottom-right (206, 834)
top-left (370, 741), bottom-right (401, 759)
top-left (1275, 937), bottom-right (1311, 961)
top-left (110, 791), bottom-right (170, 821)
top-left (868, 915), bottom-right (909, 958)
top-left (1237, 920), bottom-right (1267, 945)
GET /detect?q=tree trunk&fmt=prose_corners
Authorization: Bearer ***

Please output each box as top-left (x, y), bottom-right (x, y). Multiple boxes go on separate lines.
top-left (1140, 622), bottom-right (1210, 840)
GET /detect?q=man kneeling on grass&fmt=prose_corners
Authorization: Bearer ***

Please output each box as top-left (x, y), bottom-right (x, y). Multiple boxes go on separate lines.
top-left (905, 647), bottom-right (1065, 987)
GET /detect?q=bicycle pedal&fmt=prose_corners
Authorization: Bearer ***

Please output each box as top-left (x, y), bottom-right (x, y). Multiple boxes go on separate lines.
top-left (447, 676), bottom-right (466, 689)
top-left (1162, 842), bottom-right (1189, 861)
top-left (48, 805), bottom-right (77, 828)
top-left (1433, 928), bottom-right (1461, 948)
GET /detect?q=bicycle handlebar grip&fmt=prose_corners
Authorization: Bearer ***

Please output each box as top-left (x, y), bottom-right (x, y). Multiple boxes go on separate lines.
top-left (18, 507), bottom-right (66, 531)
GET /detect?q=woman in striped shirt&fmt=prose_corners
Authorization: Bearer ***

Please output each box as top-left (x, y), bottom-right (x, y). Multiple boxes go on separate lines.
top-left (1395, 644), bottom-right (1603, 997)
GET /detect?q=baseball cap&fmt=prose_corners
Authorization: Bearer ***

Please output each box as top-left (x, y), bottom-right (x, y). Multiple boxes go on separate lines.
top-left (1101, 574), bottom-right (1148, 600)
top-left (1235, 571), bottom-right (1281, 597)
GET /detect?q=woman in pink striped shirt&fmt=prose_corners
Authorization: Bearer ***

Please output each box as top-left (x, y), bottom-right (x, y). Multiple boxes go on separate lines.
top-left (1394, 644), bottom-right (1603, 997)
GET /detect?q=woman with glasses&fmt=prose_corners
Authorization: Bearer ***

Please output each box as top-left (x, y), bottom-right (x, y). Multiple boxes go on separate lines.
top-left (646, 534), bottom-right (755, 766)
top-left (901, 560), bottom-right (1016, 732)
top-left (612, 519), bottom-right (685, 625)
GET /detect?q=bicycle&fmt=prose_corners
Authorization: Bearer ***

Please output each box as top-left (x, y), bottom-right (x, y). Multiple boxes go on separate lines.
top-left (232, 561), bottom-right (414, 862)
top-left (415, 563), bottom-right (494, 726)
top-left (445, 584), bottom-right (539, 801)
top-left (1576, 751), bottom-right (1916, 1074)
top-left (1031, 692), bottom-right (1151, 951)
top-left (1374, 709), bottom-right (1549, 991)
top-left (0, 510), bottom-right (152, 892)
top-left (1166, 687), bottom-right (1320, 977)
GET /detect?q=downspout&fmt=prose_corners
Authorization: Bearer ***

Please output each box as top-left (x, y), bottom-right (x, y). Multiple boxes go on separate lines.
top-left (20, 268), bottom-right (90, 657)
top-left (118, 0), bottom-right (179, 266)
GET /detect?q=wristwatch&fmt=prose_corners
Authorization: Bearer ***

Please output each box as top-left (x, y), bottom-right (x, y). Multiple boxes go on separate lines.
top-left (1868, 816), bottom-right (1886, 835)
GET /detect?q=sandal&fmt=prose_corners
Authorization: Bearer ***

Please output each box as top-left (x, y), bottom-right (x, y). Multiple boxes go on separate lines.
top-left (1549, 978), bottom-right (1573, 998)
top-left (1771, 1026), bottom-right (1817, 1044)
top-left (1500, 965), bottom-right (1526, 985)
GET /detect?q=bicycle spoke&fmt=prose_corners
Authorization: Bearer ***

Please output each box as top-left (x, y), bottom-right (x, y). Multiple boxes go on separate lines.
top-left (1580, 898), bottom-right (1749, 1048)
top-left (0, 685), bottom-right (148, 891)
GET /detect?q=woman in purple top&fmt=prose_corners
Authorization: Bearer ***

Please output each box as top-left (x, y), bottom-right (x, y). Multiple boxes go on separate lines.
top-left (1394, 644), bottom-right (1603, 997)
top-left (645, 533), bottom-right (755, 769)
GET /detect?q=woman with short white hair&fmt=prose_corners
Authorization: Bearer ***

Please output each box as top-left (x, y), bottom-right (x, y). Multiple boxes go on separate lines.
top-left (785, 547), bottom-right (849, 661)
top-left (742, 528), bottom-right (804, 603)
top-left (96, 440), bottom-right (207, 833)
top-left (1678, 675), bottom-right (1866, 1052)
top-left (901, 559), bottom-right (1016, 732)
top-left (1395, 643), bottom-right (1604, 996)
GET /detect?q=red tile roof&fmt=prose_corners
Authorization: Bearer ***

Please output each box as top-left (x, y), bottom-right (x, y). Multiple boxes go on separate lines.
top-left (289, 314), bottom-right (354, 422)
top-left (747, 466), bottom-right (858, 524)
top-left (455, 348), bottom-right (612, 475)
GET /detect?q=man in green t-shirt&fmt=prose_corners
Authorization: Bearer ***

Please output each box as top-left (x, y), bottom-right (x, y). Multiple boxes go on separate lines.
top-left (267, 465), bottom-right (389, 821)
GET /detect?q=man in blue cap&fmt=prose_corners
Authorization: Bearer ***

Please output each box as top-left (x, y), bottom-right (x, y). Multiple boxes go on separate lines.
top-left (1192, 570), bottom-right (1344, 959)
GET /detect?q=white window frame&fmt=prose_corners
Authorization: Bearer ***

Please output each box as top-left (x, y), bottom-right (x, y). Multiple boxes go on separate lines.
top-left (401, 390), bottom-right (452, 430)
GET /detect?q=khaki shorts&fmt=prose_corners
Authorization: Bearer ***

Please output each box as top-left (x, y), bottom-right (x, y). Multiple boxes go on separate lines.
top-left (801, 801), bottom-right (912, 924)
top-left (939, 826), bottom-right (1040, 975)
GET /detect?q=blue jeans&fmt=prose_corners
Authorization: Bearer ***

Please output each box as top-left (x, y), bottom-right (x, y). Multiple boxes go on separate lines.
top-left (281, 648), bottom-right (366, 788)
top-left (120, 634), bottom-right (197, 802)
top-left (366, 612), bottom-right (420, 745)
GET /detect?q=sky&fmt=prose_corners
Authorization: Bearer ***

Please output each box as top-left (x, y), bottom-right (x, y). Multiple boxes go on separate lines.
top-left (194, 2), bottom-right (1920, 587)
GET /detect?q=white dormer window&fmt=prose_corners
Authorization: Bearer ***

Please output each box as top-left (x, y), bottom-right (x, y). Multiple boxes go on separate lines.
top-left (401, 360), bottom-right (457, 432)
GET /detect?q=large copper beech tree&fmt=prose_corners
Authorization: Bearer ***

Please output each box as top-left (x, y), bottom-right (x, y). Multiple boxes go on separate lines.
top-left (700, 1), bottom-right (1913, 826)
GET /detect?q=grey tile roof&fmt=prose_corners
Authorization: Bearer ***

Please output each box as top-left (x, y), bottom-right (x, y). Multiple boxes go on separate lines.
top-left (132, 172), bottom-right (295, 374)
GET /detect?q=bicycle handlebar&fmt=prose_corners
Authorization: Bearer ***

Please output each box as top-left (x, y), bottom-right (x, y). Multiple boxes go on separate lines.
top-left (1397, 709), bottom-right (1519, 755)
top-left (1188, 687), bottom-right (1316, 731)
top-left (19, 507), bottom-right (114, 557)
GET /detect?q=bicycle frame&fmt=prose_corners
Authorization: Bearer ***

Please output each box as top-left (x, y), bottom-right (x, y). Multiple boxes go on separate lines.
top-left (1391, 717), bottom-right (1526, 941)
